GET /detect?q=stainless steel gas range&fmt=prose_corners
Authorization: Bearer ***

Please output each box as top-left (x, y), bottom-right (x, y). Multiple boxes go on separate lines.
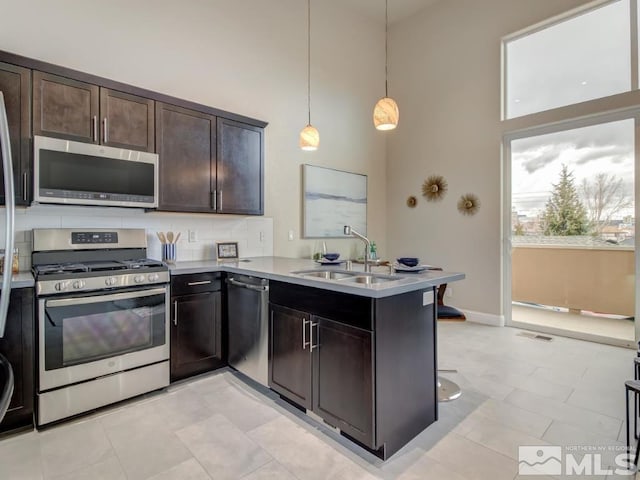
top-left (32, 228), bottom-right (170, 426)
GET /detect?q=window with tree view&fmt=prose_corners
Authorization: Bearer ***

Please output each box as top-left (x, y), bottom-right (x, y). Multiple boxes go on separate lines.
top-left (505, 0), bottom-right (637, 343)
top-left (512, 120), bottom-right (634, 244)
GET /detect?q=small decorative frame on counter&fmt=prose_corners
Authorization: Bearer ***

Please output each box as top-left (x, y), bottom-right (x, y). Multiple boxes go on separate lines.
top-left (217, 242), bottom-right (239, 260)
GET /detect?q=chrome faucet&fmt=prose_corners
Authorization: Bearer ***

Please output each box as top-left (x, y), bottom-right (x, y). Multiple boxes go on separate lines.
top-left (344, 225), bottom-right (371, 273)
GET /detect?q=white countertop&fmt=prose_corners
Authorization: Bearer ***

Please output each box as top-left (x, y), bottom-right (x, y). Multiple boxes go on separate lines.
top-left (0, 272), bottom-right (35, 289)
top-left (169, 256), bottom-right (465, 299)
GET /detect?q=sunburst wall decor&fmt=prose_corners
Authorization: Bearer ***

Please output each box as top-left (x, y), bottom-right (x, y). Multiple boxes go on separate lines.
top-left (406, 196), bottom-right (417, 208)
top-left (422, 175), bottom-right (448, 201)
top-left (457, 194), bottom-right (480, 216)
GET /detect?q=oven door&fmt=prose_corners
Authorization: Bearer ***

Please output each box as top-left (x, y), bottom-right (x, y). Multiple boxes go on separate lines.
top-left (39, 286), bottom-right (169, 391)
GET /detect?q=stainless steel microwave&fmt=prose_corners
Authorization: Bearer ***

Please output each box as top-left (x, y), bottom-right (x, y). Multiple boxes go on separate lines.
top-left (34, 136), bottom-right (159, 208)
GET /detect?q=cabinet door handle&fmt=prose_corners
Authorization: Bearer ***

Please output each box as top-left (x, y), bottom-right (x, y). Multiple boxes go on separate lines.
top-left (302, 318), bottom-right (310, 350)
top-left (103, 117), bottom-right (108, 143)
top-left (173, 300), bottom-right (178, 326)
top-left (187, 280), bottom-right (211, 286)
top-left (219, 190), bottom-right (222, 209)
top-left (22, 171), bottom-right (28, 202)
top-left (211, 190), bottom-right (217, 210)
top-left (310, 322), bottom-right (319, 351)
top-left (92, 115), bottom-right (98, 142)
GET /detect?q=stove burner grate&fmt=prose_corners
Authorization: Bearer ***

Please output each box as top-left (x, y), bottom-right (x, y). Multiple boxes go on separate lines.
top-left (35, 263), bottom-right (89, 275)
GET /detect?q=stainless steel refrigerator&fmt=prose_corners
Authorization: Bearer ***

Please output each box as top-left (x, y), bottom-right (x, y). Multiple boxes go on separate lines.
top-left (0, 91), bottom-right (16, 421)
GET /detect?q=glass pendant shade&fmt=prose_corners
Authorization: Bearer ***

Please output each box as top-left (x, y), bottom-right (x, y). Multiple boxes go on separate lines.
top-left (299, 124), bottom-right (319, 151)
top-left (373, 97), bottom-right (399, 130)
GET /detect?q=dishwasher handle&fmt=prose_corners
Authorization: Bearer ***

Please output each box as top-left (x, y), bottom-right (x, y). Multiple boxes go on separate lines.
top-left (226, 277), bottom-right (269, 292)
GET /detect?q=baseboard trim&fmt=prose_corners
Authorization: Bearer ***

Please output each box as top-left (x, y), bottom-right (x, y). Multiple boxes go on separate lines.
top-left (461, 310), bottom-right (505, 327)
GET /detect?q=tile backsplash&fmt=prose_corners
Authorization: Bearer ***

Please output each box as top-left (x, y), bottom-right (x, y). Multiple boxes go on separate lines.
top-left (4, 205), bottom-right (274, 272)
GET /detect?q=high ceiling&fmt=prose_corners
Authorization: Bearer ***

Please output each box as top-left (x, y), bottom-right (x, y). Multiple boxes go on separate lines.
top-left (341, 0), bottom-right (441, 25)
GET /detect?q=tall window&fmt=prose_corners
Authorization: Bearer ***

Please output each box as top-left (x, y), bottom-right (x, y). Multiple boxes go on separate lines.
top-left (502, 0), bottom-right (640, 346)
top-left (504, 0), bottom-right (632, 119)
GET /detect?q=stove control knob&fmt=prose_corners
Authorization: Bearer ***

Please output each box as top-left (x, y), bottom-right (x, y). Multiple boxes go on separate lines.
top-left (105, 277), bottom-right (117, 286)
top-left (148, 273), bottom-right (159, 282)
top-left (134, 275), bottom-right (145, 284)
top-left (72, 280), bottom-right (85, 290)
top-left (55, 281), bottom-right (68, 291)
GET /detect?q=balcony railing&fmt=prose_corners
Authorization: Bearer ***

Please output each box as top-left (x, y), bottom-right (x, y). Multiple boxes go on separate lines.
top-left (512, 243), bottom-right (634, 317)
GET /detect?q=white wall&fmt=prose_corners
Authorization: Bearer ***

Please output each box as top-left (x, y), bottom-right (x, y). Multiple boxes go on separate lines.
top-left (0, 0), bottom-right (387, 262)
top-left (387, 0), bottom-right (592, 317)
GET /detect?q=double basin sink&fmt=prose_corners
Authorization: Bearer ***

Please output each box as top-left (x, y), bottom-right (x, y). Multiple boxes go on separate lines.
top-left (292, 269), bottom-right (400, 285)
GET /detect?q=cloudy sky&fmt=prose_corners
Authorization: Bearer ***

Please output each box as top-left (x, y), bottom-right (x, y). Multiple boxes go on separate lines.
top-left (508, 0), bottom-right (635, 218)
top-left (512, 120), bottom-right (634, 216)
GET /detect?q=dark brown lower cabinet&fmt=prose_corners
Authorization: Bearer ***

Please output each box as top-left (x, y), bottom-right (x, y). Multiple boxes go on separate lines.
top-left (170, 273), bottom-right (223, 381)
top-left (313, 317), bottom-right (373, 446)
top-left (269, 298), bottom-right (375, 448)
top-left (0, 287), bottom-right (34, 434)
top-left (269, 304), bottom-right (311, 409)
top-left (269, 280), bottom-right (437, 460)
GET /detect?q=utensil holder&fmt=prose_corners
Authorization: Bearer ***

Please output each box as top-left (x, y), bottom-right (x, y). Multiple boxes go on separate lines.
top-left (162, 244), bottom-right (176, 264)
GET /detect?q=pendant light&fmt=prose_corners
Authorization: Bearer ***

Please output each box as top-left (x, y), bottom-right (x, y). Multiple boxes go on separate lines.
top-left (373, 0), bottom-right (399, 131)
top-left (300, 0), bottom-right (319, 151)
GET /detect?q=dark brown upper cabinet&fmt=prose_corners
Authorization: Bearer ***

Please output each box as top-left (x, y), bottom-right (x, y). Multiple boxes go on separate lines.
top-left (156, 104), bottom-right (264, 215)
top-left (217, 118), bottom-right (263, 215)
top-left (33, 72), bottom-right (155, 152)
top-left (100, 88), bottom-right (154, 152)
top-left (33, 71), bottom-right (99, 144)
top-left (0, 62), bottom-right (31, 206)
top-left (156, 102), bottom-right (217, 213)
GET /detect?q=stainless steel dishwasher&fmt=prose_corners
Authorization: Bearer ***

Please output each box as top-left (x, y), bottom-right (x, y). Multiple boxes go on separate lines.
top-left (226, 274), bottom-right (269, 386)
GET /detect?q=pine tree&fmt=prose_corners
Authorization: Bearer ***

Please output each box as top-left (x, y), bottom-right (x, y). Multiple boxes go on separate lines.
top-left (542, 164), bottom-right (588, 236)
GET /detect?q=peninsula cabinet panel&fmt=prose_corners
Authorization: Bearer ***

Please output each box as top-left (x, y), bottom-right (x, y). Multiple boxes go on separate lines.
top-left (0, 288), bottom-right (34, 434)
top-left (217, 118), bottom-right (263, 215)
top-left (0, 62), bottom-right (30, 206)
top-left (313, 317), bottom-right (374, 447)
top-left (33, 71), bottom-right (99, 143)
top-left (268, 280), bottom-right (438, 459)
top-left (100, 89), bottom-right (155, 152)
top-left (156, 103), bottom-right (217, 212)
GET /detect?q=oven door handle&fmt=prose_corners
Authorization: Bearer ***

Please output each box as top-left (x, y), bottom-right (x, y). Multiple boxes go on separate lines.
top-left (45, 287), bottom-right (167, 308)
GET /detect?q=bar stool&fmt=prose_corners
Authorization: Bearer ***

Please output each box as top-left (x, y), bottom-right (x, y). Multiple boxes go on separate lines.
top-left (625, 379), bottom-right (640, 467)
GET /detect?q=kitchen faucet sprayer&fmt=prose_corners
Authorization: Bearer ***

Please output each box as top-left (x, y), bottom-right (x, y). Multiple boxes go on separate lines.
top-left (344, 225), bottom-right (372, 273)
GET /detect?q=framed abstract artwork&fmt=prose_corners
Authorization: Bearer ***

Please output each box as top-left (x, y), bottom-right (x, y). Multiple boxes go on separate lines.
top-left (302, 165), bottom-right (367, 238)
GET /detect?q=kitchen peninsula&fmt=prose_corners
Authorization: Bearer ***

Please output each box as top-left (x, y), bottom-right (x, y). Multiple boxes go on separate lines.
top-left (171, 257), bottom-right (464, 459)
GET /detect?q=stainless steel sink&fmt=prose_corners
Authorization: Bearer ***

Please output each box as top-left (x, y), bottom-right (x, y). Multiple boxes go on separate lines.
top-left (339, 274), bottom-right (398, 285)
top-left (296, 270), bottom-right (355, 280)
top-left (292, 269), bottom-right (400, 285)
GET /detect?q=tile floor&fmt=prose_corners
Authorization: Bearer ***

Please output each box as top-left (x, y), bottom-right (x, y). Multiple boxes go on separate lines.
top-left (0, 322), bottom-right (636, 480)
